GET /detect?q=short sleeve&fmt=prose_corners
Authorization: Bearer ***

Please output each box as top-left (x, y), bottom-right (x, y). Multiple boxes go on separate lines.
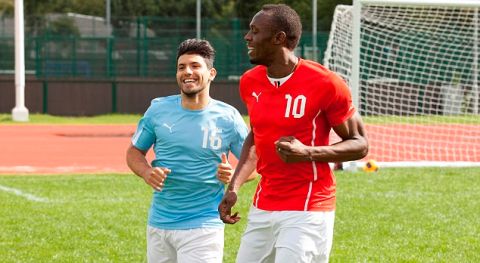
top-left (131, 114), bottom-right (155, 151)
top-left (325, 73), bottom-right (356, 127)
top-left (230, 109), bottom-right (248, 158)
top-left (239, 75), bottom-right (249, 106)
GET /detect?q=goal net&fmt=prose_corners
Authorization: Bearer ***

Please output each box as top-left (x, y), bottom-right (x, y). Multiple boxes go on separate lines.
top-left (325, 0), bottom-right (480, 166)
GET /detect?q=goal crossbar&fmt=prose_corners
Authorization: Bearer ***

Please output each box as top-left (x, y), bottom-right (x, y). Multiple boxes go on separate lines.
top-left (358, 0), bottom-right (480, 8)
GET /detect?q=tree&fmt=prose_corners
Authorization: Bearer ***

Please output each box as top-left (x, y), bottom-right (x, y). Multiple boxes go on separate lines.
top-left (111, 0), bottom-right (159, 17)
top-left (49, 16), bottom-right (80, 36)
top-left (19, 0), bottom-right (353, 32)
top-left (234, 0), bottom-right (352, 31)
top-left (0, 0), bottom-right (14, 16)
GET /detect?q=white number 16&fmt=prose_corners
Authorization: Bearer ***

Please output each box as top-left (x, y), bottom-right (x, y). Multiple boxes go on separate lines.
top-left (201, 127), bottom-right (222, 150)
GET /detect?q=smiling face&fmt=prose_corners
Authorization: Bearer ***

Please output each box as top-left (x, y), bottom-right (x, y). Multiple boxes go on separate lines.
top-left (244, 11), bottom-right (277, 66)
top-left (176, 53), bottom-right (216, 97)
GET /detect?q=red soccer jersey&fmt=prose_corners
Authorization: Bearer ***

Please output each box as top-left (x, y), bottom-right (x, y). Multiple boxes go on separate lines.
top-left (240, 58), bottom-right (355, 211)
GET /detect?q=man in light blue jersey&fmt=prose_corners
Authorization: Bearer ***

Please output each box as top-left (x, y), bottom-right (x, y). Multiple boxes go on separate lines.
top-left (126, 39), bottom-right (256, 263)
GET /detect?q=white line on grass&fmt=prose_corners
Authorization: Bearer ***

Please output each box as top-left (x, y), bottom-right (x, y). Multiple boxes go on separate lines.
top-left (0, 184), bottom-right (50, 203)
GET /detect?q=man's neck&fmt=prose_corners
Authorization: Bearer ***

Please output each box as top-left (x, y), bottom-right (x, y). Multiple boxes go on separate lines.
top-left (181, 93), bottom-right (210, 110)
top-left (266, 52), bottom-right (299, 78)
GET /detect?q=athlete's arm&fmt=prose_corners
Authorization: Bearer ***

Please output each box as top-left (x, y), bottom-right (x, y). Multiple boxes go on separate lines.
top-left (275, 112), bottom-right (368, 163)
top-left (126, 144), bottom-right (170, 191)
top-left (218, 131), bottom-right (257, 224)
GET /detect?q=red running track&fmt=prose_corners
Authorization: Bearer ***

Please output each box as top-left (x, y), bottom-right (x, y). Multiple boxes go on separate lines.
top-left (1, 123), bottom-right (478, 174)
top-left (0, 125), bottom-right (141, 174)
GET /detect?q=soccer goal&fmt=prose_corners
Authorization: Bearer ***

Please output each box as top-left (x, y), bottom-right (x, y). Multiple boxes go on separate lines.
top-left (325, 0), bottom-right (480, 167)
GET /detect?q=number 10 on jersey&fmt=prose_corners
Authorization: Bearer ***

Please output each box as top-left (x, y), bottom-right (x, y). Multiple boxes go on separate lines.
top-left (284, 94), bottom-right (306, 118)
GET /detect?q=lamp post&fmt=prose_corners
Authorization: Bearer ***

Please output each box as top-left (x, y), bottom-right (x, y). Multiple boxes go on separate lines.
top-left (196, 0), bottom-right (201, 39)
top-left (12, 0), bottom-right (29, 122)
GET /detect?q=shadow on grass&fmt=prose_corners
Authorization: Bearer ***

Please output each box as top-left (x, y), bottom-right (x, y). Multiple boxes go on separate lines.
top-left (0, 116), bottom-right (12, 123)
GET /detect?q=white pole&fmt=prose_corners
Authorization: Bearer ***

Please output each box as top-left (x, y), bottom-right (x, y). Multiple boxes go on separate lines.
top-left (350, 0), bottom-right (362, 109)
top-left (12, 0), bottom-right (29, 122)
top-left (312, 0), bottom-right (318, 62)
top-left (196, 0), bottom-right (201, 39)
top-left (359, 0), bottom-right (480, 7)
top-left (474, 8), bottom-right (479, 114)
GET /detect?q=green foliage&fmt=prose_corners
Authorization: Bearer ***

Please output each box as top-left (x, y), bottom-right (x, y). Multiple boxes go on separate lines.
top-left (0, 38), bottom-right (13, 70)
top-left (20, 0), bottom-right (352, 31)
top-left (0, 168), bottom-right (479, 262)
top-left (233, 0), bottom-right (352, 31)
top-left (48, 16), bottom-right (80, 36)
top-left (111, 0), bottom-right (159, 17)
top-left (0, 0), bottom-right (13, 16)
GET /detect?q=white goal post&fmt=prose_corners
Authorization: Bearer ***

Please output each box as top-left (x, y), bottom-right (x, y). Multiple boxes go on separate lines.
top-left (325, 0), bottom-right (480, 167)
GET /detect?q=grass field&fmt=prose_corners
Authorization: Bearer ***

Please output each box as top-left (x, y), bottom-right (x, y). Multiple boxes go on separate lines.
top-left (0, 114), bottom-right (142, 124)
top-left (2, 113), bottom-right (479, 125)
top-left (362, 114), bottom-right (480, 125)
top-left (1, 168), bottom-right (479, 262)
top-left (1, 114), bottom-right (479, 262)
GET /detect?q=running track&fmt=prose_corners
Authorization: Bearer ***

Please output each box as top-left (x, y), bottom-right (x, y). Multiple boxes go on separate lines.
top-left (0, 124), bottom-right (479, 174)
top-left (0, 125), bottom-right (140, 174)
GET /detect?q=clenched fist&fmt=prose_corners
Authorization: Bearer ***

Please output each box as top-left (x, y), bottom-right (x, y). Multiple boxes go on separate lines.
top-left (142, 167), bottom-right (171, 191)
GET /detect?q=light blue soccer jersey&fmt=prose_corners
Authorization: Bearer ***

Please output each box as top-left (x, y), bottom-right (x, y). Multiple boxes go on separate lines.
top-left (131, 95), bottom-right (248, 230)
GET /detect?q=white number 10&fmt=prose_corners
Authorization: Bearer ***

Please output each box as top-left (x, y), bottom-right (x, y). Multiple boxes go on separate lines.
top-left (284, 94), bottom-right (306, 118)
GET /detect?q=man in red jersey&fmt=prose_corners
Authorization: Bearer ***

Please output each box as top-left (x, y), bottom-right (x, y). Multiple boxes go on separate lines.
top-left (218, 3), bottom-right (369, 263)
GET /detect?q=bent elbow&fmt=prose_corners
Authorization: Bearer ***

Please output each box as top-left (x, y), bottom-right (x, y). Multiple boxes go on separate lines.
top-left (360, 139), bottom-right (369, 159)
top-left (360, 147), bottom-right (369, 159)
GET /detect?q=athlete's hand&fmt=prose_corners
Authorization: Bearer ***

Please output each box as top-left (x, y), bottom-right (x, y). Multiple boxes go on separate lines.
top-left (275, 136), bottom-right (311, 163)
top-left (218, 191), bottom-right (240, 224)
top-left (217, 153), bottom-right (234, 184)
top-left (142, 167), bottom-right (171, 191)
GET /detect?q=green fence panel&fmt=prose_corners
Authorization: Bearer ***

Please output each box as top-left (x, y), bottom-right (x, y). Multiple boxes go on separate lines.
top-left (0, 16), bottom-right (330, 79)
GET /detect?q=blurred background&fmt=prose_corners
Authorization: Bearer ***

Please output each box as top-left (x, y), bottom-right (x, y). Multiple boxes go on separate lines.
top-left (0, 0), bottom-right (351, 115)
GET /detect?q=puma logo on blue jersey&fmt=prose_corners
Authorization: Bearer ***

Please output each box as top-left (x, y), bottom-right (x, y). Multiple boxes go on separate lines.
top-left (162, 123), bottom-right (175, 133)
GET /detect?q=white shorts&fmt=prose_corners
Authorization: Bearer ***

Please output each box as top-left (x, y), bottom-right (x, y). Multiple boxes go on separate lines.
top-left (147, 226), bottom-right (224, 263)
top-left (236, 206), bottom-right (335, 263)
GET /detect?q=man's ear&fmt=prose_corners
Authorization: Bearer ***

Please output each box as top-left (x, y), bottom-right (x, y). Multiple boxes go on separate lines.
top-left (209, 67), bottom-right (217, 81)
top-left (273, 31), bottom-right (287, 45)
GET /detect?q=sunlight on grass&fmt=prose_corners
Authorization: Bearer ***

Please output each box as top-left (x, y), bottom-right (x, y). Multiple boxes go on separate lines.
top-left (1, 169), bottom-right (479, 262)
top-left (1, 113), bottom-right (477, 125)
top-left (0, 113), bottom-right (142, 124)
top-left (362, 114), bottom-right (480, 125)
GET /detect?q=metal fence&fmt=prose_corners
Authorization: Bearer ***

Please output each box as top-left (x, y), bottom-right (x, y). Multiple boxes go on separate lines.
top-left (0, 15), bottom-right (329, 79)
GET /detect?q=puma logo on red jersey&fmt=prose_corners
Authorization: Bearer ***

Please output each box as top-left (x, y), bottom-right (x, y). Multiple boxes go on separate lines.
top-left (252, 91), bottom-right (262, 102)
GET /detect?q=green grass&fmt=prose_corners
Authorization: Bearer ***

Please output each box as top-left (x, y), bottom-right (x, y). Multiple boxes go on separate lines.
top-left (1, 168), bottom-right (479, 262)
top-left (0, 174), bottom-right (257, 263)
top-left (0, 114), bottom-right (142, 124)
top-left (332, 167), bottom-right (480, 262)
top-left (2, 113), bottom-right (479, 125)
top-left (362, 114), bottom-right (480, 125)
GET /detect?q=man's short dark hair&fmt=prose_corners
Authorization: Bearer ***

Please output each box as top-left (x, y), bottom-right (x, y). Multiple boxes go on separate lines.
top-left (262, 4), bottom-right (302, 50)
top-left (176, 39), bottom-right (215, 69)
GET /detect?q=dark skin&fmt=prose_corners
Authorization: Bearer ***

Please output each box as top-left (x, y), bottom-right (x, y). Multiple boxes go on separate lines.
top-left (275, 113), bottom-right (368, 163)
top-left (219, 10), bottom-right (368, 224)
top-left (219, 132), bottom-right (257, 224)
